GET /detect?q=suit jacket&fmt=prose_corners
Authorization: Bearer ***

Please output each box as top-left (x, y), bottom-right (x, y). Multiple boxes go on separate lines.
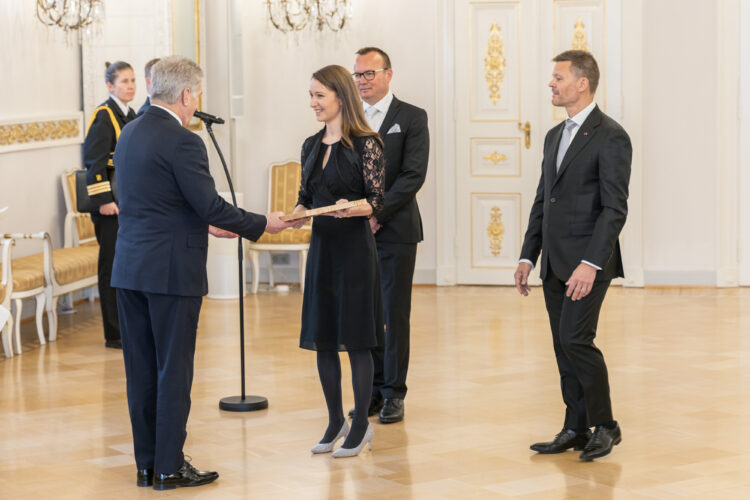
top-left (111, 106), bottom-right (267, 297)
top-left (136, 96), bottom-right (151, 117)
top-left (520, 105), bottom-right (631, 281)
top-left (373, 96), bottom-right (429, 244)
top-left (83, 97), bottom-right (136, 210)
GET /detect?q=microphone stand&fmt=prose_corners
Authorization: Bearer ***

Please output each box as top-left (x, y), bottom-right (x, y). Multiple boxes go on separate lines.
top-left (200, 117), bottom-right (268, 412)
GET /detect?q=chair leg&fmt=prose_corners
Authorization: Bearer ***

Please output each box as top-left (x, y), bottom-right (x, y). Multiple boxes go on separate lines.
top-left (1, 318), bottom-right (13, 358)
top-left (48, 295), bottom-right (59, 342)
top-left (249, 250), bottom-right (260, 294)
top-left (268, 255), bottom-right (275, 288)
top-left (13, 298), bottom-right (23, 354)
top-left (299, 249), bottom-right (308, 293)
top-left (35, 293), bottom-right (46, 345)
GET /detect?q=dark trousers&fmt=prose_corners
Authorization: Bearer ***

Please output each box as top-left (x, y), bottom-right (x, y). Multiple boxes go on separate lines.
top-left (372, 241), bottom-right (417, 400)
top-left (116, 288), bottom-right (202, 475)
top-left (93, 215), bottom-right (120, 342)
top-left (542, 270), bottom-right (613, 430)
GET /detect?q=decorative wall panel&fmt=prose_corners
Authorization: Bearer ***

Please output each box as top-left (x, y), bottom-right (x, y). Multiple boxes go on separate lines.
top-left (470, 137), bottom-right (521, 177)
top-left (471, 193), bottom-right (521, 268)
top-left (0, 113), bottom-right (84, 154)
top-left (470, 2), bottom-right (521, 122)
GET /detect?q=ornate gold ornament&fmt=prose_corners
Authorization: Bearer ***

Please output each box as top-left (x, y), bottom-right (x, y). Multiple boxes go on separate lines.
top-left (482, 152), bottom-right (508, 164)
top-left (0, 120), bottom-right (80, 147)
top-left (571, 17), bottom-right (591, 51)
top-left (484, 21), bottom-right (506, 105)
top-left (487, 206), bottom-right (505, 256)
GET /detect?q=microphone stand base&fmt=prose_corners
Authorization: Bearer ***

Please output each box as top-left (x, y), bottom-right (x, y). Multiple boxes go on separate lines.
top-left (219, 395), bottom-right (269, 412)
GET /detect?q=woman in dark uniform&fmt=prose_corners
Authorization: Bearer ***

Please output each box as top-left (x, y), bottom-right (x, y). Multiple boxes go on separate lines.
top-left (291, 65), bottom-right (385, 458)
top-left (83, 61), bottom-right (136, 349)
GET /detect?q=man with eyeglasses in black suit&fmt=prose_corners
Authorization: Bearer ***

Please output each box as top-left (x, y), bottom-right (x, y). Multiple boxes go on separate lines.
top-left (347, 46), bottom-right (429, 424)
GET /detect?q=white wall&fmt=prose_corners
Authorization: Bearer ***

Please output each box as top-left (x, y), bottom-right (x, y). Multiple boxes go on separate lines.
top-left (0, 2), bottom-right (81, 254)
top-left (641, 0), bottom-right (721, 285)
top-left (224, 0), bottom-right (439, 284)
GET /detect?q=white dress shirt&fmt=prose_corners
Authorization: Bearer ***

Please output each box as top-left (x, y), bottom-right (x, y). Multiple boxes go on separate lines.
top-left (109, 94), bottom-right (132, 116)
top-left (151, 104), bottom-right (182, 126)
top-left (520, 99), bottom-right (602, 272)
top-left (362, 91), bottom-right (394, 133)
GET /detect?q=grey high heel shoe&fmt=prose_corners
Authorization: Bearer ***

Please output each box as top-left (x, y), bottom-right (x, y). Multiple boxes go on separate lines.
top-left (331, 423), bottom-right (374, 458)
top-left (310, 421), bottom-right (349, 454)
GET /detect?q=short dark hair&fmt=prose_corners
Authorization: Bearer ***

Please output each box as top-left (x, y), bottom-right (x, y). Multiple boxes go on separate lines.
top-left (355, 47), bottom-right (392, 69)
top-left (144, 58), bottom-right (161, 79)
top-left (552, 50), bottom-right (599, 94)
top-left (104, 61), bottom-right (133, 84)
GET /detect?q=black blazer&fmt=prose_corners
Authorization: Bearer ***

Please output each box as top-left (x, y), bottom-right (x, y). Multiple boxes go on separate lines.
top-left (83, 97), bottom-right (136, 209)
top-left (298, 128), bottom-right (385, 215)
top-left (111, 106), bottom-right (267, 297)
top-left (520, 105), bottom-right (631, 281)
top-left (373, 96), bottom-right (429, 244)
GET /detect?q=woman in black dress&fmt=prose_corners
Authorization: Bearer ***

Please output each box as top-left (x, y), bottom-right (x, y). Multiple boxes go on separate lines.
top-left (83, 61), bottom-right (137, 349)
top-left (291, 65), bottom-right (385, 458)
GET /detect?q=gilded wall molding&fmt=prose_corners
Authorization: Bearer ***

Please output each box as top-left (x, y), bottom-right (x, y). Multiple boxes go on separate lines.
top-left (484, 21), bottom-right (506, 105)
top-left (0, 113), bottom-right (84, 154)
top-left (482, 152), bottom-right (508, 164)
top-left (571, 17), bottom-right (590, 51)
top-left (487, 206), bottom-right (505, 256)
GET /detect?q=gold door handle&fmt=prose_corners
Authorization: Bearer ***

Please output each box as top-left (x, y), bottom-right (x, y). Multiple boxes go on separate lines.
top-left (518, 121), bottom-right (531, 149)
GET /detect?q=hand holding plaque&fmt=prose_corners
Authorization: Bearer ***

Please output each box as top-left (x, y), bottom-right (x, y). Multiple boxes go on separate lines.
top-left (281, 199), bottom-right (369, 222)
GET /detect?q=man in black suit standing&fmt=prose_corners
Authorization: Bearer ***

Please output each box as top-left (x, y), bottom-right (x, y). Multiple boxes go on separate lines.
top-left (136, 57), bottom-right (160, 117)
top-left (112, 56), bottom-right (292, 489)
top-left (515, 50), bottom-right (631, 461)
top-left (351, 47), bottom-right (429, 424)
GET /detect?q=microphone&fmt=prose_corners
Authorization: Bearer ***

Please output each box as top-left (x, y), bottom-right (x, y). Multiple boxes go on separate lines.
top-left (193, 110), bottom-right (225, 125)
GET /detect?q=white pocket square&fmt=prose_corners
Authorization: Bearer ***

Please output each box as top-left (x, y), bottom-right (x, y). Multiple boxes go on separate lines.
top-left (387, 123), bottom-right (402, 134)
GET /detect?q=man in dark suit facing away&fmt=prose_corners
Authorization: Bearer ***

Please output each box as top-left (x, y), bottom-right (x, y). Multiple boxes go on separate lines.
top-left (350, 47), bottom-right (429, 424)
top-left (515, 50), bottom-right (631, 461)
top-left (136, 57), bottom-right (160, 117)
top-left (112, 55), bottom-right (292, 490)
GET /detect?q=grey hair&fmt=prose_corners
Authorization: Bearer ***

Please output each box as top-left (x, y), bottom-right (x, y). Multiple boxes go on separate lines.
top-left (150, 55), bottom-right (203, 104)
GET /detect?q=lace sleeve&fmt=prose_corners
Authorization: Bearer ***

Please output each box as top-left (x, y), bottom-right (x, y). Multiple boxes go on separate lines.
top-left (297, 141), bottom-right (312, 208)
top-left (361, 136), bottom-right (385, 216)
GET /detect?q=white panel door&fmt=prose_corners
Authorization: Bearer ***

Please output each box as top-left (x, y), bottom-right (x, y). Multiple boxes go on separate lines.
top-left (455, 0), bottom-right (542, 284)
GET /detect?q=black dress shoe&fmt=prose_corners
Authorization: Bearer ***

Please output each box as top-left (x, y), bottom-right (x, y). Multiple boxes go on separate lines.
top-left (348, 395), bottom-right (383, 418)
top-left (136, 468), bottom-right (153, 487)
top-left (152, 460), bottom-right (219, 490)
top-left (379, 398), bottom-right (404, 424)
top-left (105, 339), bottom-right (122, 349)
top-left (579, 423), bottom-right (621, 461)
top-left (530, 429), bottom-right (592, 454)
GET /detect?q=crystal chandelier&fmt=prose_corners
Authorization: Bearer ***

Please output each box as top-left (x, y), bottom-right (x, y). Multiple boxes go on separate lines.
top-left (36, 0), bottom-right (105, 41)
top-left (265, 0), bottom-right (353, 33)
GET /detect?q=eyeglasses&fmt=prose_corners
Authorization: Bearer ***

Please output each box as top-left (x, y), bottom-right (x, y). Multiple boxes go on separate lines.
top-left (352, 68), bottom-right (389, 81)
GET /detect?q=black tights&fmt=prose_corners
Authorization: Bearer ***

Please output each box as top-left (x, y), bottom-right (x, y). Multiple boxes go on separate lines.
top-left (316, 349), bottom-right (373, 448)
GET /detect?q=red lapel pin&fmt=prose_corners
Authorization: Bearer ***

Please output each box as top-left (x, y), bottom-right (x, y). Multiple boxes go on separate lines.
top-left (583, 132), bottom-right (588, 136)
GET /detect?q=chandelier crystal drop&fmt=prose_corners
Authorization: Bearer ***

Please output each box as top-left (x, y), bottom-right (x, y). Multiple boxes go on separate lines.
top-left (265, 0), bottom-right (352, 33)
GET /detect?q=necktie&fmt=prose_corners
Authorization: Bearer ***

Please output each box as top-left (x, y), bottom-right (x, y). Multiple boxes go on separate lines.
top-left (365, 106), bottom-right (378, 129)
top-left (556, 119), bottom-right (578, 172)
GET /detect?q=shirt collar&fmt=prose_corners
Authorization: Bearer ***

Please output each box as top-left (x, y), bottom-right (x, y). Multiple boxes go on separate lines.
top-left (363, 91), bottom-right (393, 115)
top-left (109, 94), bottom-right (131, 116)
top-left (567, 100), bottom-right (597, 127)
top-left (152, 104), bottom-right (183, 126)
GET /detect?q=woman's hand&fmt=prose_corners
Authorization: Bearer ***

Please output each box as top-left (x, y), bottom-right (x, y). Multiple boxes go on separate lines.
top-left (332, 199), bottom-right (350, 218)
top-left (99, 202), bottom-right (119, 216)
top-left (209, 225), bottom-right (238, 238)
top-left (291, 204), bottom-right (311, 228)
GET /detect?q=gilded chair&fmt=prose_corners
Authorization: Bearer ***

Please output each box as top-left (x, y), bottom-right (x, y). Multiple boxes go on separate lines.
top-left (247, 160), bottom-right (311, 293)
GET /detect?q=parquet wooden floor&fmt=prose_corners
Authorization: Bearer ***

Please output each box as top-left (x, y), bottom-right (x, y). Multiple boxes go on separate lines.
top-left (1, 285), bottom-right (749, 499)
